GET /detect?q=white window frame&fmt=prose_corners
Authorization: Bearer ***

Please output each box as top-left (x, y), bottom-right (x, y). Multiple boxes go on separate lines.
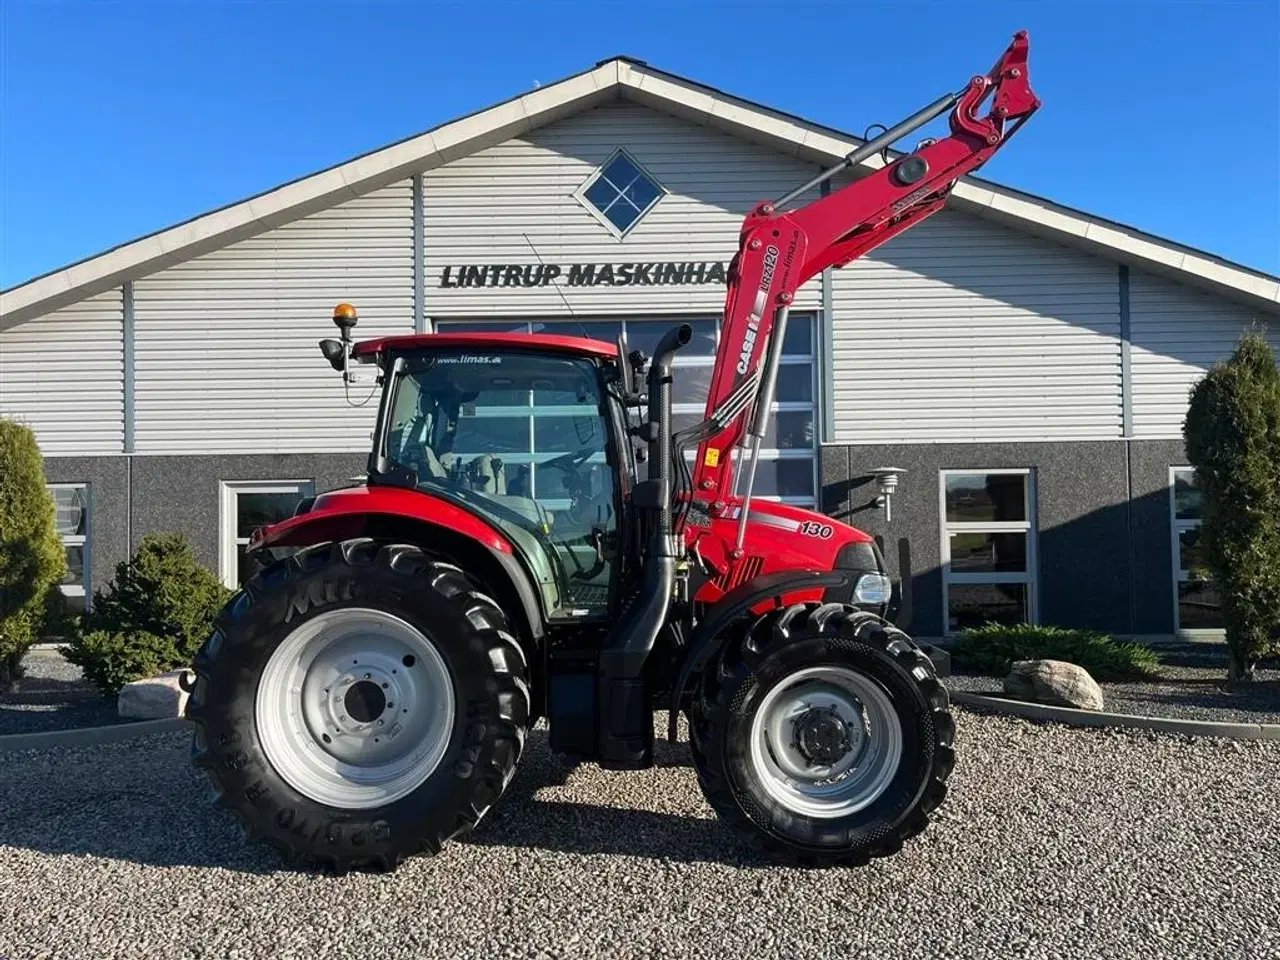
top-left (939, 468), bottom-right (1038, 635)
top-left (1169, 466), bottom-right (1225, 637)
top-left (572, 147), bottom-right (668, 239)
top-left (48, 482), bottom-right (90, 611)
top-left (219, 480), bottom-right (315, 589)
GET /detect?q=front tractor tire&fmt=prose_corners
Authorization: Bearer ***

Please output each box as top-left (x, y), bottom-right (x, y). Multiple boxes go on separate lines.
top-left (187, 538), bottom-right (530, 873)
top-left (689, 603), bottom-right (954, 866)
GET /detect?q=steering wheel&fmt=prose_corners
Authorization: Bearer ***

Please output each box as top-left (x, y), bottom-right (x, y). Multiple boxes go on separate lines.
top-left (541, 447), bottom-right (596, 477)
top-left (542, 447), bottom-right (609, 527)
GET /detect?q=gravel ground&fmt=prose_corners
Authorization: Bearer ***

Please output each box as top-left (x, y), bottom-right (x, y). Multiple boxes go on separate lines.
top-left (946, 644), bottom-right (1280, 725)
top-left (2, 711), bottom-right (1279, 960)
top-left (0, 649), bottom-right (124, 736)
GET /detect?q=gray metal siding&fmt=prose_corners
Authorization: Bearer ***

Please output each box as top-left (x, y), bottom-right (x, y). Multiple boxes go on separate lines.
top-left (1129, 270), bottom-right (1276, 438)
top-left (424, 101), bottom-right (822, 317)
top-left (829, 209), bottom-right (1124, 444)
top-left (0, 289), bottom-right (125, 454)
top-left (132, 184), bottom-right (415, 453)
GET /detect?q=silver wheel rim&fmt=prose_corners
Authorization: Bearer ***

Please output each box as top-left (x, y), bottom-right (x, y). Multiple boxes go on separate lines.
top-left (255, 608), bottom-right (455, 809)
top-left (748, 665), bottom-right (903, 819)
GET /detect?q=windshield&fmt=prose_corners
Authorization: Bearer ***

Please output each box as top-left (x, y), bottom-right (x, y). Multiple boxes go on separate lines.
top-left (383, 349), bottom-right (617, 619)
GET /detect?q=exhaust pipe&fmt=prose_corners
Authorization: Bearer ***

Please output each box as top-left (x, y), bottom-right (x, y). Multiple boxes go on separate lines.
top-left (647, 323), bottom-right (693, 548)
top-left (598, 322), bottom-right (691, 769)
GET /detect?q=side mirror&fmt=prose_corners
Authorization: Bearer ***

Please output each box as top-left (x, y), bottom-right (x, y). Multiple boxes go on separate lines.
top-left (319, 339), bottom-right (346, 372)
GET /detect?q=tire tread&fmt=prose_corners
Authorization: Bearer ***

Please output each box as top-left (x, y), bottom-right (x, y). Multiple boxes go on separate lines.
top-left (689, 603), bottom-right (954, 867)
top-left (186, 538), bottom-right (530, 874)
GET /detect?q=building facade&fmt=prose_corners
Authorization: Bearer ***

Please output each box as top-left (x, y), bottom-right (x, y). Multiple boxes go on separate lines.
top-left (2, 58), bottom-right (1277, 641)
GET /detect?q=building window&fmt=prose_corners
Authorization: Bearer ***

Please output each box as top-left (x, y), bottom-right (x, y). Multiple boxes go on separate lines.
top-left (434, 316), bottom-right (819, 507)
top-left (219, 480), bottom-right (315, 589)
top-left (48, 483), bottom-right (90, 611)
top-left (1170, 467), bottom-right (1224, 632)
top-left (940, 470), bottom-right (1037, 634)
top-left (575, 149), bottom-right (665, 237)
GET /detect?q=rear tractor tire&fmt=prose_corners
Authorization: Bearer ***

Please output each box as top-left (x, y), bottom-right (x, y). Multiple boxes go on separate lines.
top-left (689, 603), bottom-right (954, 866)
top-left (187, 538), bottom-right (530, 873)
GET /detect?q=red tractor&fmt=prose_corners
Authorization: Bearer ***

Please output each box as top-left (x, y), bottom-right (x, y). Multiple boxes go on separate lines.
top-left (188, 34), bottom-right (1040, 871)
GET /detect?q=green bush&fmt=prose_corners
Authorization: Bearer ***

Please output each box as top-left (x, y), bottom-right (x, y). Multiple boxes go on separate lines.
top-left (62, 533), bottom-right (233, 694)
top-left (0, 419), bottom-right (67, 690)
top-left (1184, 329), bottom-right (1280, 683)
top-left (952, 623), bottom-right (1160, 682)
top-left (67, 630), bottom-right (171, 697)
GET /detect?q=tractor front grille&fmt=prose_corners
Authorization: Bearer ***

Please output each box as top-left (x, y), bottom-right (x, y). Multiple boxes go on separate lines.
top-left (715, 555), bottom-right (763, 593)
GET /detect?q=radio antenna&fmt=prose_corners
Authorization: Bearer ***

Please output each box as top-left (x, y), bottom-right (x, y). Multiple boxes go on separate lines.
top-left (522, 233), bottom-right (592, 339)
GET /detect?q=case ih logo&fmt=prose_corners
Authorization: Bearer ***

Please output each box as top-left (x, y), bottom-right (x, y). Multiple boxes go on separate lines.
top-left (735, 244), bottom-right (779, 375)
top-left (439, 261), bottom-right (728, 289)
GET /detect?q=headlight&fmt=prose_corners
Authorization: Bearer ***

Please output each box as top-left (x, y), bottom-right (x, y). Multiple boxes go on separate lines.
top-left (853, 573), bottom-right (892, 606)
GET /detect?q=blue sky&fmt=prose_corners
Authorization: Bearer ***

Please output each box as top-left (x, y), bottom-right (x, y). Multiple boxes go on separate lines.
top-left (1, 0), bottom-right (1277, 290)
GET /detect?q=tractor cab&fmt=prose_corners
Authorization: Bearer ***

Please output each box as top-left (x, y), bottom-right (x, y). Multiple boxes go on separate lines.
top-left (320, 310), bottom-right (646, 623)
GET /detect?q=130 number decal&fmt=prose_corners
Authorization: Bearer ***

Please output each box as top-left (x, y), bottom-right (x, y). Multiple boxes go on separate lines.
top-left (798, 521), bottom-right (834, 539)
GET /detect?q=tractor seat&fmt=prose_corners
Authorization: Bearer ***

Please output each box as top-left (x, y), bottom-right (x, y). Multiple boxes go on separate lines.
top-left (408, 448), bottom-right (555, 533)
top-left (468, 454), bottom-right (507, 495)
top-left (464, 454), bottom-right (556, 532)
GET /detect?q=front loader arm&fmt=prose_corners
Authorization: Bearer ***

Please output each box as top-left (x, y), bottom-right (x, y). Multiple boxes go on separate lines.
top-left (689, 32), bottom-right (1040, 531)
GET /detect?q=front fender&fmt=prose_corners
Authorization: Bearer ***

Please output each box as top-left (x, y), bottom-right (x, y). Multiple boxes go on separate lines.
top-left (667, 569), bottom-right (849, 741)
top-left (251, 484), bottom-right (514, 556)
top-left (248, 485), bottom-right (544, 644)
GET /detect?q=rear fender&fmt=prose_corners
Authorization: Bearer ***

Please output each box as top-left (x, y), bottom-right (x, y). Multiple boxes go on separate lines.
top-left (667, 570), bottom-right (849, 741)
top-left (251, 493), bottom-right (544, 648)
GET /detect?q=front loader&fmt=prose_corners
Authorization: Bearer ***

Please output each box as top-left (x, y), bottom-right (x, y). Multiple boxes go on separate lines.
top-left (187, 33), bottom-right (1041, 871)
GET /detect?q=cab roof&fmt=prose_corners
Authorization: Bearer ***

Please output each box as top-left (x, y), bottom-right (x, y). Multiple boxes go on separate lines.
top-left (352, 331), bottom-right (619, 360)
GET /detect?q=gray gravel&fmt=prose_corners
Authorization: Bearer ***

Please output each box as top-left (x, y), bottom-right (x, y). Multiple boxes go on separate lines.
top-left (946, 643), bottom-right (1280, 725)
top-left (2, 711), bottom-right (1279, 959)
top-left (0, 649), bottom-right (124, 736)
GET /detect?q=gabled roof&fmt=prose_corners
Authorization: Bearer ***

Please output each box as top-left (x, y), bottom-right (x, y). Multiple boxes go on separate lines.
top-left (3, 55), bottom-right (1277, 329)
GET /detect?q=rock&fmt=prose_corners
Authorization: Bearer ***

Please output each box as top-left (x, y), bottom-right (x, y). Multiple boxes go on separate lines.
top-left (1003, 659), bottom-right (1104, 711)
top-left (118, 670), bottom-right (192, 719)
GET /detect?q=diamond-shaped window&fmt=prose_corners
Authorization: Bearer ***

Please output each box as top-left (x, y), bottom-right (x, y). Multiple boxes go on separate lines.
top-left (577, 149), bottom-right (664, 236)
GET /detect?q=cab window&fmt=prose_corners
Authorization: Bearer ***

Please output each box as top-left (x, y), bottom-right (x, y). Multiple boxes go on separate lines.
top-left (385, 350), bottom-right (617, 618)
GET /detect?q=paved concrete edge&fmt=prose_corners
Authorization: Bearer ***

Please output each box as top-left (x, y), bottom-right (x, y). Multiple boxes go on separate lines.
top-left (951, 691), bottom-right (1280, 741)
top-left (0, 718), bottom-right (191, 754)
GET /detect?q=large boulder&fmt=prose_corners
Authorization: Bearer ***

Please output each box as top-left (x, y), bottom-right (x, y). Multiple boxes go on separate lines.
top-left (1003, 659), bottom-right (1104, 712)
top-left (118, 669), bottom-right (191, 719)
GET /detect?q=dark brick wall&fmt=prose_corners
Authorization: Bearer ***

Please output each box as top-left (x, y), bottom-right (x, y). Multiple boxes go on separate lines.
top-left (129, 453), bottom-right (367, 573)
top-left (820, 439), bottom-right (1189, 638)
top-left (47, 439), bottom-right (1192, 635)
top-left (43, 453), bottom-right (365, 589)
top-left (42, 456), bottom-right (130, 596)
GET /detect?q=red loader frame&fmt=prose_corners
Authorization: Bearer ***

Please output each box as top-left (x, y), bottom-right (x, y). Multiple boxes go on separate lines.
top-left (686, 31), bottom-right (1040, 559)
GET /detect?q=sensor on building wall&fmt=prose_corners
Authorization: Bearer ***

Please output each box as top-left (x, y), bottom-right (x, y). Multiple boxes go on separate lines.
top-left (871, 467), bottom-right (907, 522)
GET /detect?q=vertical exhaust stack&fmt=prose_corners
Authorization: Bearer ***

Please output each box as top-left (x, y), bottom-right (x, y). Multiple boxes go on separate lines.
top-left (598, 322), bottom-right (691, 769)
top-left (648, 324), bottom-right (693, 551)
